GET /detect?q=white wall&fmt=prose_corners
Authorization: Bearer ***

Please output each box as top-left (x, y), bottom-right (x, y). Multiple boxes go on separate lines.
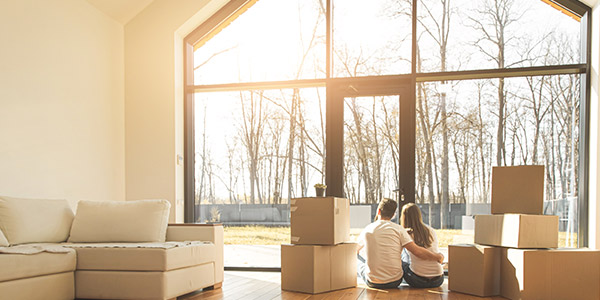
top-left (0, 0), bottom-right (125, 208)
top-left (588, 2), bottom-right (600, 249)
top-left (124, 0), bottom-right (227, 222)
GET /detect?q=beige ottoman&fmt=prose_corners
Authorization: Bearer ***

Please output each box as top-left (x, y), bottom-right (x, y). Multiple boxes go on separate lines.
top-left (71, 242), bottom-right (217, 300)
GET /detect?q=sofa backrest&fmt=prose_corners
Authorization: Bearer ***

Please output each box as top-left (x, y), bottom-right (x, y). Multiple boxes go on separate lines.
top-left (0, 196), bottom-right (74, 245)
top-left (68, 199), bottom-right (170, 243)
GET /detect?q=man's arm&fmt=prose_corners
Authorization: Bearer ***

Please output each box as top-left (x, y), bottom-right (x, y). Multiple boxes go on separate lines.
top-left (404, 242), bottom-right (444, 263)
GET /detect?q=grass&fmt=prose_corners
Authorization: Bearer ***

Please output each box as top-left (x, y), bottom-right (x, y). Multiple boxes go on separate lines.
top-left (224, 226), bottom-right (291, 245)
top-left (224, 225), bottom-right (578, 248)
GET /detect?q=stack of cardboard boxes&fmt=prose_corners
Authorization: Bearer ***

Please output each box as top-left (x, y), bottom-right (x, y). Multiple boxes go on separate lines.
top-left (449, 166), bottom-right (600, 300)
top-left (281, 197), bottom-right (358, 294)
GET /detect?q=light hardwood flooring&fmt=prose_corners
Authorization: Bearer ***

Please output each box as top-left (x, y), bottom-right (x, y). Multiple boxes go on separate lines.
top-left (179, 271), bottom-right (506, 300)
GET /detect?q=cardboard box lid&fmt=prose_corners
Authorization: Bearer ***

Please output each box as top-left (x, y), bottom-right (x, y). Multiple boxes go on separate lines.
top-left (491, 165), bottom-right (544, 214)
top-left (290, 197), bottom-right (350, 245)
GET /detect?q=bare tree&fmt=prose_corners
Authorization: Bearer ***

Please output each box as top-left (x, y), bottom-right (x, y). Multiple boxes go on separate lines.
top-left (238, 91), bottom-right (268, 204)
top-left (419, 0), bottom-right (453, 228)
top-left (475, 81), bottom-right (492, 203)
top-left (468, 0), bottom-right (525, 167)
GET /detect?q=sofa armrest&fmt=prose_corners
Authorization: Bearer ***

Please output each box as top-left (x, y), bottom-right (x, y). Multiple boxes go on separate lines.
top-left (166, 224), bottom-right (224, 284)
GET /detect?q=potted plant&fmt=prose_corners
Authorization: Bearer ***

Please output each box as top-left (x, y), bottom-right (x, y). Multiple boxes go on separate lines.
top-left (314, 183), bottom-right (327, 197)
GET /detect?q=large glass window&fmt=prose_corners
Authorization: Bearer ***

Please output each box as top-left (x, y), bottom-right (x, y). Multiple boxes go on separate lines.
top-left (193, 0), bottom-right (325, 85)
top-left (415, 75), bottom-right (580, 247)
top-left (343, 96), bottom-right (401, 204)
top-left (332, 0), bottom-right (412, 77)
top-left (185, 0), bottom-right (590, 269)
top-left (193, 87), bottom-right (325, 267)
top-left (417, 0), bottom-right (581, 73)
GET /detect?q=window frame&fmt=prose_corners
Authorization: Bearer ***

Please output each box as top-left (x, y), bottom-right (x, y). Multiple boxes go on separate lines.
top-left (184, 0), bottom-right (592, 247)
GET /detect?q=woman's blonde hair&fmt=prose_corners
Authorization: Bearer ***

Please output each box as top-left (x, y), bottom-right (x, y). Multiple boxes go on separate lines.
top-left (400, 203), bottom-right (433, 248)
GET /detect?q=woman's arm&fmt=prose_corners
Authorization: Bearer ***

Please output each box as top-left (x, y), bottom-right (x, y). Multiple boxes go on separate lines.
top-left (356, 244), bottom-right (364, 254)
top-left (404, 242), bottom-right (444, 263)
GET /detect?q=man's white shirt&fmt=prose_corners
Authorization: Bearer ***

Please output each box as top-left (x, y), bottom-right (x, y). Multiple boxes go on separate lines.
top-left (357, 220), bottom-right (413, 284)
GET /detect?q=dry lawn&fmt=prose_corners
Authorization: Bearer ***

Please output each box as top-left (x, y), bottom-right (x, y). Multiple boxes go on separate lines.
top-left (224, 225), bottom-right (578, 248)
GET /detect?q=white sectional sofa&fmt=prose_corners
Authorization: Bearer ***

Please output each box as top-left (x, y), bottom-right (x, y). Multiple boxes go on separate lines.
top-left (0, 196), bottom-right (223, 300)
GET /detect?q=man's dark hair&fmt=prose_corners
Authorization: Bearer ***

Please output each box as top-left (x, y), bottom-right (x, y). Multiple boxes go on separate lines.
top-left (378, 198), bottom-right (397, 219)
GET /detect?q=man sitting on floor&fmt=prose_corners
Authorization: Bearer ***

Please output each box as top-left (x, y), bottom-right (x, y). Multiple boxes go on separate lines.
top-left (356, 198), bottom-right (444, 289)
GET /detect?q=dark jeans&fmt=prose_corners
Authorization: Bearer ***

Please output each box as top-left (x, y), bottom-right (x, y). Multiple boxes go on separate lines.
top-left (401, 261), bottom-right (444, 288)
top-left (357, 255), bottom-right (403, 289)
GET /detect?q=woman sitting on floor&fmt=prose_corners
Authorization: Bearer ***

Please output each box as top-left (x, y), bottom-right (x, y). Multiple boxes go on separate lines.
top-left (400, 203), bottom-right (444, 288)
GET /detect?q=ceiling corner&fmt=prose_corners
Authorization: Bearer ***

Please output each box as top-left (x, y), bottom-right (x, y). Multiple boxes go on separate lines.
top-left (85, 0), bottom-right (154, 25)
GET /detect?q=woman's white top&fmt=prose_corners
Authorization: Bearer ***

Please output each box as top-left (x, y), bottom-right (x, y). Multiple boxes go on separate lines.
top-left (405, 224), bottom-right (444, 277)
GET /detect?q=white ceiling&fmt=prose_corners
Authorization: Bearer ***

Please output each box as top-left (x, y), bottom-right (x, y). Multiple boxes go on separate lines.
top-left (85, 0), bottom-right (154, 25)
top-left (580, 0), bottom-right (598, 7)
top-left (85, 0), bottom-right (598, 26)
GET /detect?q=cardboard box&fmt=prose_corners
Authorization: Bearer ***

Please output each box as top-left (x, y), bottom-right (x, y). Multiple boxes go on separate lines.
top-left (281, 243), bottom-right (357, 294)
top-left (448, 244), bottom-right (501, 297)
top-left (290, 197), bottom-right (350, 245)
top-left (474, 214), bottom-right (558, 248)
top-left (491, 165), bottom-right (544, 214)
top-left (501, 248), bottom-right (600, 300)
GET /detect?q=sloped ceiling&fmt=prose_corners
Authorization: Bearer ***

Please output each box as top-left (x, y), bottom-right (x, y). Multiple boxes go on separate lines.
top-left (86, 0), bottom-right (597, 27)
top-left (580, 0), bottom-right (598, 7)
top-left (85, 0), bottom-right (154, 25)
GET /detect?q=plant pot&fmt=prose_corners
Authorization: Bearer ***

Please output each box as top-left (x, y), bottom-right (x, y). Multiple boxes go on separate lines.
top-left (315, 187), bottom-right (325, 197)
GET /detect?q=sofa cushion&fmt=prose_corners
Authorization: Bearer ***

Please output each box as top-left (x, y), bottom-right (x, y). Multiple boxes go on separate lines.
top-left (75, 264), bottom-right (215, 300)
top-left (0, 230), bottom-right (8, 247)
top-left (0, 272), bottom-right (74, 300)
top-left (0, 250), bottom-right (76, 282)
top-left (73, 242), bottom-right (215, 271)
top-left (0, 196), bottom-right (74, 245)
top-left (68, 199), bottom-right (170, 243)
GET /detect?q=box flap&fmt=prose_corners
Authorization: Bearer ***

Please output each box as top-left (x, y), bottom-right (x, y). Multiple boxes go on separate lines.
top-left (313, 246), bottom-right (331, 293)
top-left (330, 243), bottom-right (357, 290)
top-left (333, 198), bottom-right (350, 244)
top-left (521, 250), bottom-right (551, 300)
top-left (483, 246), bottom-right (501, 295)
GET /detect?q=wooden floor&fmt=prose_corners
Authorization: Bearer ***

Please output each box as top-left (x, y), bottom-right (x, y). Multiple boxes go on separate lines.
top-left (179, 271), bottom-right (506, 300)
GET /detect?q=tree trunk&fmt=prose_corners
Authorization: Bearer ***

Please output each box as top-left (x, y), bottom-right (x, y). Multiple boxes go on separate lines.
top-left (441, 89), bottom-right (449, 229)
top-left (417, 83), bottom-right (436, 226)
top-left (287, 92), bottom-right (297, 203)
top-left (476, 83), bottom-right (488, 203)
top-left (496, 77), bottom-right (505, 166)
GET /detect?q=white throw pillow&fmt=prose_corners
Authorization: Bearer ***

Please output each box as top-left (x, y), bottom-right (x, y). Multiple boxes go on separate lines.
top-left (0, 196), bottom-right (75, 245)
top-left (0, 229), bottom-right (8, 247)
top-left (68, 199), bottom-right (170, 243)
